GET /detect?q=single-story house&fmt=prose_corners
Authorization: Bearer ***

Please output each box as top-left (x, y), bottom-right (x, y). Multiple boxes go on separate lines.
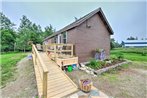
top-left (122, 40), bottom-right (147, 48)
top-left (43, 8), bottom-right (114, 63)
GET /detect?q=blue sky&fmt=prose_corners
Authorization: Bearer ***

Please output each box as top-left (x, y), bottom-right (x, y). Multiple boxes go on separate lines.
top-left (1, 1), bottom-right (147, 42)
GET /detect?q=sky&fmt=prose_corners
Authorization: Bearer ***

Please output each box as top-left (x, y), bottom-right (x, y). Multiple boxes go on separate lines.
top-left (1, 0), bottom-right (147, 43)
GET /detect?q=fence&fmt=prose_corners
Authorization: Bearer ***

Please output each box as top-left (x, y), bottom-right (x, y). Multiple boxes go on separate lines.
top-left (32, 44), bottom-right (48, 98)
top-left (44, 44), bottom-right (74, 60)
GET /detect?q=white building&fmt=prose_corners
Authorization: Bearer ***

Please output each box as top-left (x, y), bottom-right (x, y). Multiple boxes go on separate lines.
top-left (122, 40), bottom-right (147, 47)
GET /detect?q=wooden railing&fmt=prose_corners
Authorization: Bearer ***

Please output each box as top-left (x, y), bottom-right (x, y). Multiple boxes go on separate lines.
top-left (44, 44), bottom-right (74, 60)
top-left (32, 44), bottom-right (48, 98)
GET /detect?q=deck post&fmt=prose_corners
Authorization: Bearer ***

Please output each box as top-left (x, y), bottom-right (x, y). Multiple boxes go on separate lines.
top-left (54, 44), bottom-right (57, 61)
top-left (71, 44), bottom-right (73, 57)
top-left (43, 71), bottom-right (48, 98)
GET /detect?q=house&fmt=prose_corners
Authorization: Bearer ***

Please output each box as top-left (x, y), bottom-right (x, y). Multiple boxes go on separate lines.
top-left (43, 8), bottom-right (114, 63)
top-left (122, 40), bottom-right (147, 48)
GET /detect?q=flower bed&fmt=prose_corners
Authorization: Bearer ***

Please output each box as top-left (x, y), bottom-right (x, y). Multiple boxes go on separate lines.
top-left (79, 60), bottom-right (130, 76)
top-left (86, 59), bottom-right (125, 70)
top-left (79, 54), bottom-right (131, 75)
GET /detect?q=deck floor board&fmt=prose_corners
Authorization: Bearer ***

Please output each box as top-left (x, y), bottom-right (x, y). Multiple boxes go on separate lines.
top-left (33, 52), bottom-right (77, 98)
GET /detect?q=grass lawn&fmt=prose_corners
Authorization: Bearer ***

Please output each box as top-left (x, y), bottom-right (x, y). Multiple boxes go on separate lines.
top-left (0, 52), bottom-right (28, 87)
top-left (110, 48), bottom-right (147, 61)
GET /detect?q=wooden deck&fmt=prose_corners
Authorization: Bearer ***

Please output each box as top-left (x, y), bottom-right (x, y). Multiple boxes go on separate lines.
top-left (32, 44), bottom-right (78, 98)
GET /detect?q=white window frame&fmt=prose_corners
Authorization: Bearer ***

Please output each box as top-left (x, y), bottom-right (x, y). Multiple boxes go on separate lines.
top-left (54, 36), bottom-right (58, 43)
top-left (62, 31), bottom-right (67, 44)
top-left (57, 34), bottom-right (62, 44)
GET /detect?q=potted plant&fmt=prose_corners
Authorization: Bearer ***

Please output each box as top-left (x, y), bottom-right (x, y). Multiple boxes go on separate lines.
top-left (79, 79), bottom-right (92, 92)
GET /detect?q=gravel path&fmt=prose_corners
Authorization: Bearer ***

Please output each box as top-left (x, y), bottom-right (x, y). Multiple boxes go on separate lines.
top-left (1, 57), bottom-right (38, 98)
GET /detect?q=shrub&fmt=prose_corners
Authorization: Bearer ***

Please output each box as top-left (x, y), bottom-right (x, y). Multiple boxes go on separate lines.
top-left (110, 56), bottom-right (117, 63)
top-left (96, 61), bottom-right (102, 69)
top-left (99, 61), bottom-right (106, 66)
top-left (142, 52), bottom-right (146, 56)
top-left (116, 53), bottom-right (124, 60)
top-left (89, 58), bottom-right (97, 68)
top-left (88, 58), bottom-right (102, 69)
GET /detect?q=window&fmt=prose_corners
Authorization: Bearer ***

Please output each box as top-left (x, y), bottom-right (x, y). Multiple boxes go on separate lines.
top-left (57, 34), bottom-right (62, 44)
top-left (54, 36), bottom-right (57, 43)
top-left (62, 32), bottom-right (67, 43)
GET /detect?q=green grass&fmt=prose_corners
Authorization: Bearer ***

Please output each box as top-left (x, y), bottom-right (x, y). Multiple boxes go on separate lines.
top-left (102, 73), bottom-right (118, 82)
top-left (110, 48), bottom-right (147, 61)
top-left (101, 48), bottom-right (147, 83)
top-left (0, 52), bottom-right (28, 87)
top-left (101, 63), bottom-right (129, 82)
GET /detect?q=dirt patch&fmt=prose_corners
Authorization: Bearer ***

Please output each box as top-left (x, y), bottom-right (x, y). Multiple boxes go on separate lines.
top-left (66, 62), bottom-right (147, 98)
top-left (1, 57), bottom-right (38, 98)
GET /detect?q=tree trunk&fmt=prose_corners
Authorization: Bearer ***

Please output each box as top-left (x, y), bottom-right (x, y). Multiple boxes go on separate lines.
top-left (14, 43), bottom-right (16, 52)
top-left (24, 46), bottom-right (25, 53)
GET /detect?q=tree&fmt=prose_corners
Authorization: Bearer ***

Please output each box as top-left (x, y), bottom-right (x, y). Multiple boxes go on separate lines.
top-left (1, 13), bottom-right (55, 52)
top-left (0, 12), bottom-right (15, 30)
top-left (43, 25), bottom-right (54, 38)
top-left (110, 38), bottom-right (115, 50)
top-left (110, 38), bottom-right (122, 49)
top-left (127, 36), bottom-right (136, 40)
top-left (16, 15), bottom-right (31, 51)
top-left (0, 12), bottom-right (16, 52)
top-left (16, 15), bottom-right (44, 52)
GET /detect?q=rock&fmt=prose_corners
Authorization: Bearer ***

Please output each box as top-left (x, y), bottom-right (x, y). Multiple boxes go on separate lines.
top-left (79, 67), bottom-right (86, 71)
top-left (85, 66), bottom-right (89, 69)
top-left (85, 70), bottom-right (90, 74)
top-left (94, 71), bottom-right (98, 75)
top-left (91, 69), bottom-right (94, 72)
top-left (93, 75), bottom-right (97, 77)
top-left (106, 60), bottom-right (111, 64)
top-left (90, 71), bottom-right (94, 75)
top-left (88, 67), bottom-right (92, 71)
top-left (80, 63), bottom-right (85, 67)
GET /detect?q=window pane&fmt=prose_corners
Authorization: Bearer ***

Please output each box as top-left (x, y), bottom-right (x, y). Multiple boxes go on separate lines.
top-left (62, 32), bottom-right (67, 43)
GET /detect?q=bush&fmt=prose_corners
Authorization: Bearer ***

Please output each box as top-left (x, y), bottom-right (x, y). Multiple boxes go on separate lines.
top-left (116, 53), bottom-right (124, 60)
top-left (110, 56), bottom-right (117, 62)
top-left (88, 58), bottom-right (102, 69)
top-left (142, 52), bottom-right (146, 56)
top-left (99, 61), bottom-right (106, 66)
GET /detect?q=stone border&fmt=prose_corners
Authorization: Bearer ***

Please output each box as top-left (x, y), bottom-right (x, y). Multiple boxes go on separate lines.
top-left (94, 61), bottom-right (130, 75)
top-left (79, 60), bottom-right (131, 76)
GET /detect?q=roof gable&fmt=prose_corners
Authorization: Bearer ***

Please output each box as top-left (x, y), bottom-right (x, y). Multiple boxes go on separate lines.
top-left (44, 7), bottom-right (114, 41)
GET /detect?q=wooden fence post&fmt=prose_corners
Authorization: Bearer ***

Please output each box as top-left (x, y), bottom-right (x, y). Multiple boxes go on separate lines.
top-left (43, 72), bottom-right (48, 98)
top-left (45, 45), bottom-right (47, 54)
top-left (54, 44), bottom-right (56, 61)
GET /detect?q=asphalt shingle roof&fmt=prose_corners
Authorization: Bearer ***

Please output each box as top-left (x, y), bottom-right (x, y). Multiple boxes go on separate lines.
top-left (44, 7), bottom-right (114, 41)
